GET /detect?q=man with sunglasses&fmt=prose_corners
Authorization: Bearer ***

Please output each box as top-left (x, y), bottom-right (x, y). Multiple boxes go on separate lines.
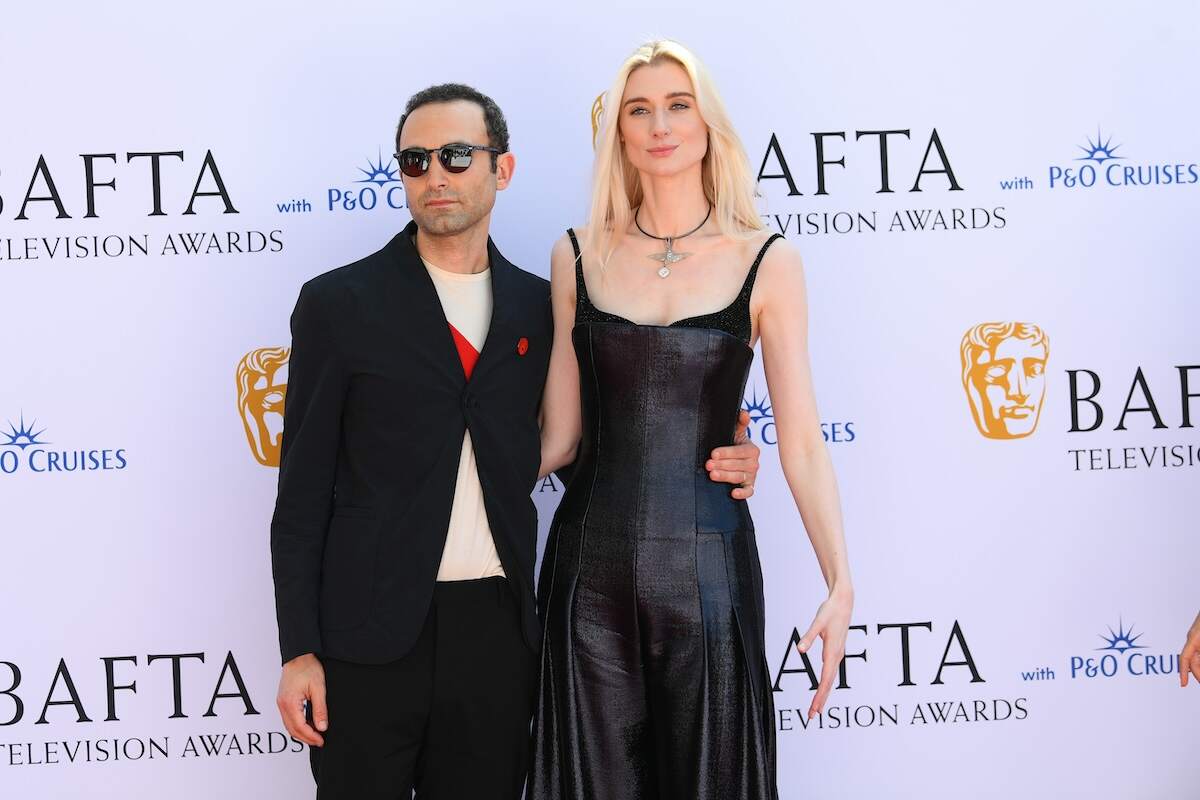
top-left (270, 83), bottom-right (762, 799)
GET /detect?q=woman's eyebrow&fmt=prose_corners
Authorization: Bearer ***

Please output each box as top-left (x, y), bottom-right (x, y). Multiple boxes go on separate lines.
top-left (622, 91), bottom-right (695, 108)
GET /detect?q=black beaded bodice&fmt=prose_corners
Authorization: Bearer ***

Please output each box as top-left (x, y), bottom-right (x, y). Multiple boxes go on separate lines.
top-left (567, 228), bottom-right (782, 345)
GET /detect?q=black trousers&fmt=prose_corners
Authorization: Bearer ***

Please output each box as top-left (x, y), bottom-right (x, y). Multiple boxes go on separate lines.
top-left (310, 576), bottom-right (537, 799)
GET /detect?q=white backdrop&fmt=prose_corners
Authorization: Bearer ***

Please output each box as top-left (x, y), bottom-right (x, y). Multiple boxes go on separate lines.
top-left (2, 1), bottom-right (1198, 797)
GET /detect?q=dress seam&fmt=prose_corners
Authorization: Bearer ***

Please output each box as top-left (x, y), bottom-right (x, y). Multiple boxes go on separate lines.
top-left (632, 328), bottom-right (649, 668)
top-left (565, 325), bottom-right (601, 789)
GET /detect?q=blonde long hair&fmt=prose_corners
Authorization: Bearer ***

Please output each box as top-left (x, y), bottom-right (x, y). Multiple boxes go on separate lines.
top-left (584, 39), bottom-right (764, 263)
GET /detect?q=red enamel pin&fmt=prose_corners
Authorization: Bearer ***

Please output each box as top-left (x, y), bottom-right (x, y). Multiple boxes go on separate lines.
top-left (517, 337), bottom-right (529, 356)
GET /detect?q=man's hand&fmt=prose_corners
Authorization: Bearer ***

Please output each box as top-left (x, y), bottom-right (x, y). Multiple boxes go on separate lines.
top-left (707, 409), bottom-right (762, 500)
top-left (277, 653), bottom-right (327, 746)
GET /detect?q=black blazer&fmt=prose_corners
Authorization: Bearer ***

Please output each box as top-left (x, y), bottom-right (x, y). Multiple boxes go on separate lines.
top-left (271, 221), bottom-right (552, 664)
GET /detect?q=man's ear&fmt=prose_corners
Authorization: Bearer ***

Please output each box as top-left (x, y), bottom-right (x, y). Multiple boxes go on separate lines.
top-left (495, 152), bottom-right (516, 191)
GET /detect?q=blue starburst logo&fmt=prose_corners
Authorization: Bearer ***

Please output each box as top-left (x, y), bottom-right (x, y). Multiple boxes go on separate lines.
top-left (356, 150), bottom-right (400, 186)
top-left (743, 386), bottom-right (773, 424)
top-left (1076, 128), bottom-right (1124, 164)
top-left (1096, 618), bottom-right (1145, 653)
top-left (2, 413), bottom-right (49, 450)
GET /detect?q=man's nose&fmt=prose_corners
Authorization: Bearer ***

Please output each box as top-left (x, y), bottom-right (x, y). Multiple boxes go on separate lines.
top-left (425, 156), bottom-right (451, 189)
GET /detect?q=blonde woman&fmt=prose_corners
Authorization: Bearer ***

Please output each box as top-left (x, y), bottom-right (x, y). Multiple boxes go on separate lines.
top-left (533, 40), bottom-right (853, 798)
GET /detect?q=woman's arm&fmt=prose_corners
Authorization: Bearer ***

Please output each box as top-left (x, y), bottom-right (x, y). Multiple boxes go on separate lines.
top-left (755, 237), bottom-right (853, 719)
top-left (538, 233), bottom-right (584, 478)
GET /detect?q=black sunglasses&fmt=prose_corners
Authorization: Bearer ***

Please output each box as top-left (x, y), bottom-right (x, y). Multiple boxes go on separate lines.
top-left (393, 144), bottom-right (502, 177)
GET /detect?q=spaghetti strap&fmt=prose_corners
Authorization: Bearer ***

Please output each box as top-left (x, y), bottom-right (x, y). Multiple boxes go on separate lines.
top-left (566, 228), bottom-right (589, 306)
top-left (739, 232), bottom-right (783, 300)
top-left (566, 227), bottom-right (582, 261)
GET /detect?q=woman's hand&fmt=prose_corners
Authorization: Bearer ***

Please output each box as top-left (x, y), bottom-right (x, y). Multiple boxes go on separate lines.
top-left (1181, 611), bottom-right (1200, 687)
top-left (796, 587), bottom-right (854, 719)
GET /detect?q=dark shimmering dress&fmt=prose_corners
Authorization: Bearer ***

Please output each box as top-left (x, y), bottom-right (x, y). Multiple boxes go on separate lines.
top-left (531, 230), bottom-right (783, 800)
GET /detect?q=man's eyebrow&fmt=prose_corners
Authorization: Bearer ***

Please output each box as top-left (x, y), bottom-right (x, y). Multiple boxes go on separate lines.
top-left (622, 91), bottom-right (695, 107)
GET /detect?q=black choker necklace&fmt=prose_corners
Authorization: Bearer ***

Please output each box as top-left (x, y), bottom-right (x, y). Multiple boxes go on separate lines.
top-left (634, 205), bottom-right (712, 278)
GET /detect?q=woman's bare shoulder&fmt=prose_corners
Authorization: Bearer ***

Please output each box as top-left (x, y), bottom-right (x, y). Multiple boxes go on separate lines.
top-left (552, 225), bottom-right (589, 260)
top-left (756, 230), bottom-right (802, 271)
top-left (549, 227), bottom-right (585, 295)
top-left (752, 230), bottom-right (806, 301)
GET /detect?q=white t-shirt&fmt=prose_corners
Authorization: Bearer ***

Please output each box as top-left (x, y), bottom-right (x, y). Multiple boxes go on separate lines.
top-left (422, 256), bottom-right (506, 582)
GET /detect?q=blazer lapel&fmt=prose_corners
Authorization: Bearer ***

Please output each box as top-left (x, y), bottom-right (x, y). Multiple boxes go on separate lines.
top-left (471, 235), bottom-right (520, 383)
top-left (385, 221), bottom-right (467, 392)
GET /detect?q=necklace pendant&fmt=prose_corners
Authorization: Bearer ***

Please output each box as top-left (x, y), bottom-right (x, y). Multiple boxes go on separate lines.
top-left (647, 236), bottom-right (690, 271)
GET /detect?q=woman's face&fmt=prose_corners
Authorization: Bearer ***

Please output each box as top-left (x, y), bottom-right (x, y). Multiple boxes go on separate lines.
top-left (618, 60), bottom-right (708, 179)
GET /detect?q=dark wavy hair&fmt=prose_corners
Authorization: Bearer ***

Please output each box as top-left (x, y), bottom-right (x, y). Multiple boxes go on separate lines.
top-left (395, 83), bottom-right (509, 171)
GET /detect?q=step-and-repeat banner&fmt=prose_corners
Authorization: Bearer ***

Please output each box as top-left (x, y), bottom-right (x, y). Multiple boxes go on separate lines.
top-left (2, 2), bottom-right (1197, 798)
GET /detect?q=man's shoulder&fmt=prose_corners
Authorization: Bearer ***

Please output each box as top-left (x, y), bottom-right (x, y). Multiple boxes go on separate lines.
top-left (504, 261), bottom-right (550, 296)
top-left (503, 264), bottom-right (551, 332)
top-left (299, 236), bottom-right (400, 305)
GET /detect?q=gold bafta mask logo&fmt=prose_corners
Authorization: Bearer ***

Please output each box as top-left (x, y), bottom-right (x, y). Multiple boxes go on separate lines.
top-left (591, 92), bottom-right (605, 149)
top-left (960, 322), bottom-right (1049, 440)
top-left (237, 347), bottom-right (290, 466)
